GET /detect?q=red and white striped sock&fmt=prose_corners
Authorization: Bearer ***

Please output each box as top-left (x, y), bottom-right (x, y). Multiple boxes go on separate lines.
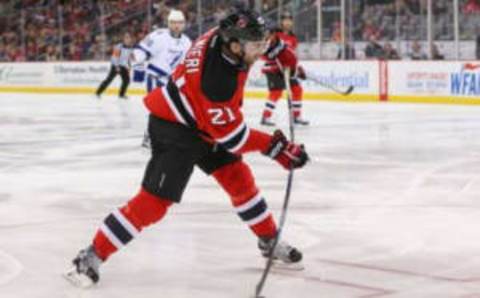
top-left (92, 188), bottom-right (173, 261)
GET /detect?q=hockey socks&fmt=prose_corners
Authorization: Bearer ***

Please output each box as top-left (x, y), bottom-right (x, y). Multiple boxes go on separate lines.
top-left (93, 189), bottom-right (173, 261)
top-left (291, 84), bottom-right (303, 119)
top-left (234, 192), bottom-right (277, 238)
top-left (262, 85), bottom-right (305, 121)
top-left (262, 89), bottom-right (282, 120)
top-left (213, 161), bottom-right (277, 238)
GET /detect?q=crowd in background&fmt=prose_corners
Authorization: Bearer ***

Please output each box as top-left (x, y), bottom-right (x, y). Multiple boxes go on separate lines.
top-left (0, 0), bottom-right (235, 62)
top-left (314, 0), bottom-right (479, 60)
top-left (0, 0), bottom-right (479, 62)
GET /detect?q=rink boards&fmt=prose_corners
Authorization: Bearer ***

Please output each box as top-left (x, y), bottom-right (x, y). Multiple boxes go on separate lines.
top-left (0, 60), bottom-right (479, 104)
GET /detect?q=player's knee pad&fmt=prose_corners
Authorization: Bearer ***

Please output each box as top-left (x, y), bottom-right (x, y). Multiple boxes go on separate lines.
top-left (291, 84), bottom-right (303, 100)
top-left (120, 188), bottom-right (173, 230)
top-left (268, 89), bottom-right (283, 102)
top-left (212, 161), bottom-right (258, 205)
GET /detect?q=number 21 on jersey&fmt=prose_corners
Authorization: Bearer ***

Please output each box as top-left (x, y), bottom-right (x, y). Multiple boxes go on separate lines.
top-left (208, 107), bottom-right (236, 125)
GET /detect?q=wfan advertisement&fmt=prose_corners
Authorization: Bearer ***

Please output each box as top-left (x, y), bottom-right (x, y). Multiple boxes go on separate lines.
top-left (451, 63), bottom-right (480, 96)
top-left (388, 61), bottom-right (480, 103)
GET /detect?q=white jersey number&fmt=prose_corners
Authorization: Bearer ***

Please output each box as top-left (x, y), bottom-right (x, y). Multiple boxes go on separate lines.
top-left (208, 108), bottom-right (235, 125)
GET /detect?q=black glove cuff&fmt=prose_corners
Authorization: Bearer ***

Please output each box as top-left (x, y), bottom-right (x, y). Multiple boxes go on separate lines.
top-left (263, 130), bottom-right (287, 158)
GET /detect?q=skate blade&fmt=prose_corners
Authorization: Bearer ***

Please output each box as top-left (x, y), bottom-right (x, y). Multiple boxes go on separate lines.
top-left (271, 260), bottom-right (305, 271)
top-left (63, 267), bottom-right (95, 288)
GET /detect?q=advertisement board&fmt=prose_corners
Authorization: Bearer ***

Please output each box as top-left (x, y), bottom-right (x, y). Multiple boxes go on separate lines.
top-left (0, 60), bottom-right (479, 104)
top-left (0, 62), bottom-right (118, 93)
top-left (247, 60), bottom-right (379, 101)
top-left (388, 61), bottom-right (480, 103)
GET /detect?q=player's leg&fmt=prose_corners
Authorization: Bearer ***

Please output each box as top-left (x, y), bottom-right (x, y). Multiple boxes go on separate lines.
top-left (290, 79), bottom-right (309, 125)
top-left (212, 159), bottom-right (277, 238)
top-left (96, 66), bottom-right (117, 98)
top-left (64, 167), bottom-right (179, 287)
top-left (143, 75), bottom-right (166, 148)
top-left (94, 117), bottom-right (205, 260)
top-left (213, 160), bottom-right (302, 264)
top-left (91, 144), bottom-right (193, 262)
top-left (65, 116), bottom-right (206, 287)
top-left (261, 72), bottom-right (284, 126)
top-left (146, 74), bottom-right (166, 93)
top-left (142, 75), bottom-right (155, 148)
top-left (118, 66), bottom-right (130, 99)
top-left (146, 74), bottom-right (156, 93)
top-left (197, 152), bottom-right (302, 264)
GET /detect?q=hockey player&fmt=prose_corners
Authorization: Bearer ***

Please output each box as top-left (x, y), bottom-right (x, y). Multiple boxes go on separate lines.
top-left (132, 9), bottom-right (192, 92)
top-left (261, 11), bottom-right (309, 126)
top-left (132, 9), bottom-right (192, 148)
top-left (64, 9), bottom-right (309, 288)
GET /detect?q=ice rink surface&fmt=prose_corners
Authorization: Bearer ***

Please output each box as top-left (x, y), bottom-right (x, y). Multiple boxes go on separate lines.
top-left (2, 93), bottom-right (480, 298)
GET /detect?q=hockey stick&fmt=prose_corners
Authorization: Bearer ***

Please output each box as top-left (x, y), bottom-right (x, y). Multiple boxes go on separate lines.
top-left (305, 74), bottom-right (355, 96)
top-left (254, 68), bottom-right (296, 298)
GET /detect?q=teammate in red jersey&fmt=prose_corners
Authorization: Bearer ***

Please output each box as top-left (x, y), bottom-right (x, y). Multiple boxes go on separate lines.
top-left (64, 9), bottom-right (309, 288)
top-left (261, 11), bottom-right (309, 126)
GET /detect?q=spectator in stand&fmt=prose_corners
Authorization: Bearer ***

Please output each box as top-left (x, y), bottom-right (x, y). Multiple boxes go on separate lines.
top-left (67, 43), bottom-right (82, 61)
top-left (337, 41), bottom-right (356, 60)
top-left (45, 44), bottom-right (59, 61)
top-left (362, 19), bottom-right (381, 41)
top-left (25, 41), bottom-right (37, 61)
top-left (476, 27), bottom-right (480, 59)
top-left (463, 0), bottom-right (480, 14)
top-left (383, 42), bottom-right (400, 60)
top-left (331, 22), bottom-right (342, 43)
top-left (431, 43), bottom-right (444, 60)
top-left (409, 41), bottom-right (427, 60)
top-left (6, 45), bottom-right (25, 61)
top-left (365, 35), bottom-right (384, 59)
top-left (0, 43), bottom-right (6, 61)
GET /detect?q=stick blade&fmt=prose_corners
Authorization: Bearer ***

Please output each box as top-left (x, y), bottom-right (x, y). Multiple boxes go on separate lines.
top-left (343, 85), bottom-right (354, 96)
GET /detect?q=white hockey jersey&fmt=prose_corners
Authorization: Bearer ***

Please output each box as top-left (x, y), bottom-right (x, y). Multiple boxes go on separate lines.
top-left (133, 29), bottom-right (191, 83)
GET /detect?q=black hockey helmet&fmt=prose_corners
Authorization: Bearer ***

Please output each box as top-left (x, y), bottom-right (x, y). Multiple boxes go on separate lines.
top-left (219, 9), bottom-right (266, 44)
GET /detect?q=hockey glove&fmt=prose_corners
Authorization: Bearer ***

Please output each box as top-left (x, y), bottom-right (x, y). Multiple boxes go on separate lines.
top-left (263, 130), bottom-right (309, 170)
top-left (296, 65), bottom-right (306, 80)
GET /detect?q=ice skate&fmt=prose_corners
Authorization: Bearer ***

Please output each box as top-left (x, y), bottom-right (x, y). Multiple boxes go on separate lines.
top-left (261, 117), bottom-right (276, 127)
top-left (293, 117), bottom-right (309, 126)
top-left (63, 245), bottom-right (102, 288)
top-left (258, 237), bottom-right (304, 270)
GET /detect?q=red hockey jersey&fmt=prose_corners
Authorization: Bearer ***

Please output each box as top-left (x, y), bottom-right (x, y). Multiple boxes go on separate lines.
top-left (144, 28), bottom-right (296, 154)
top-left (262, 29), bottom-right (298, 74)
